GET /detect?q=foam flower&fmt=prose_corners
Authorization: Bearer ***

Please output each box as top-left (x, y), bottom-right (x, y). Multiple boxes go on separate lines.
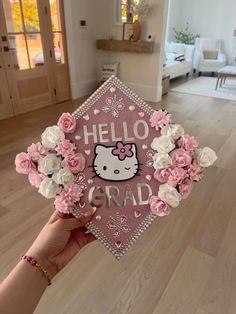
top-left (28, 170), bottom-right (45, 188)
top-left (154, 167), bottom-right (171, 183)
top-left (54, 182), bottom-right (84, 214)
top-left (15, 152), bottom-right (35, 174)
top-left (62, 153), bottom-right (86, 174)
top-left (149, 110), bottom-right (171, 130)
top-left (178, 178), bottom-right (193, 199)
top-left (167, 167), bottom-right (186, 187)
top-left (55, 139), bottom-right (76, 157)
top-left (149, 195), bottom-right (171, 216)
top-left (57, 112), bottom-right (76, 134)
top-left (170, 148), bottom-right (192, 168)
top-left (27, 142), bottom-right (48, 161)
top-left (112, 142), bottom-right (133, 161)
top-left (187, 161), bottom-right (203, 181)
top-left (177, 134), bottom-right (198, 153)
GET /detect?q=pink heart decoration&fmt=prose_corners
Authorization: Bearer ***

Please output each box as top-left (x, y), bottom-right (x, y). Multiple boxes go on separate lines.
top-left (76, 173), bottom-right (85, 182)
top-left (146, 150), bottom-right (154, 158)
top-left (134, 211), bottom-right (142, 218)
top-left (120, 215), bottom-right (127, 224)
top-left (83, 114), bottom-right (90, 121)
top-left (115, 241), bottom-right (122, 248)
top-left (79, 201), bottom-right (86, 208)
top-left (145, 175), bottom-right (152, 181)
top-left (138, 112), bottom-right (145, 117)
top-left (117, 103), bottom-right (125, 110)
top-left (85, 150), bottom-right (91, 155)
top-left (106, 97), bottom-right (113, 106)
top-left (108, 222), bottom-right (116, 229)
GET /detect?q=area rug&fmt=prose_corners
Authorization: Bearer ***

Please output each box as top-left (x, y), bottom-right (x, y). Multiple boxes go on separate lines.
top-left (171, 77), bottom-right (236, 101)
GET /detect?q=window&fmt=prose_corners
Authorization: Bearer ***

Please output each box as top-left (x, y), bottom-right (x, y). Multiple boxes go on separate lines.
top-left (49, 0), bottom-right (65, 64)
top-left (3, 0), bottom-right (44, 69)
top-left (116, 0), bottom-right (139, 24)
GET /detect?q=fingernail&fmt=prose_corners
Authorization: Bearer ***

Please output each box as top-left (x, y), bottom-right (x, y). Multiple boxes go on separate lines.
top-left (84, 207), bottom-right (97, 218)
top-left (91, 206), bottom-right (97, 214)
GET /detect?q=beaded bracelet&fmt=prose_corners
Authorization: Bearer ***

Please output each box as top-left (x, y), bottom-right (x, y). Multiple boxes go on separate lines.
top-left (21, 255), bottom-right (52, 286)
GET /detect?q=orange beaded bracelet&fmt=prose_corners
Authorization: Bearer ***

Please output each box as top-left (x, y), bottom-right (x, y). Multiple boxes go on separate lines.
top-left (21, 255), bottom-right (51, 286)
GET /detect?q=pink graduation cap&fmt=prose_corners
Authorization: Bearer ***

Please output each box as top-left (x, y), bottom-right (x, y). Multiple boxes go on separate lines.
top-left (15, 76), bottom-right (217, 259)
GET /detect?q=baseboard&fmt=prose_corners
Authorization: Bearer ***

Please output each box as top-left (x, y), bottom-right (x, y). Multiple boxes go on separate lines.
top-left (124, 81), bottom-right (162, 102)
top-left (71, 79), bottom-right (162, 103)
top-left (71, 79), bottom-right (97, 99)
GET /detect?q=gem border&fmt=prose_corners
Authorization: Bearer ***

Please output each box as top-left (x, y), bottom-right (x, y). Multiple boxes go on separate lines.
top-left (72, 75), bottom-right (155, 119)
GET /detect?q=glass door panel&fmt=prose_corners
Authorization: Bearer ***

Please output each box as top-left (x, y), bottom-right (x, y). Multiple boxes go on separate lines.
top-left (0, 0), bottom-right (70, 118)
top-left (47, 0), bottom-right (70, 102)
top-left (2, 0), bottom-right (44, 70)
top-left (49, 0), bottom-right (65, 64)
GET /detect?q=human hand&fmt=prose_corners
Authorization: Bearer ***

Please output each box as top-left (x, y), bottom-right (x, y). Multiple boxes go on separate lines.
top-left (26, 208), bottom-right (96, 279)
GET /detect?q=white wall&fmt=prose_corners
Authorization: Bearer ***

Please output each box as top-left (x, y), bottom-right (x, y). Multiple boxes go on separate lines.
top-left (64, 0), bottom-right (168, 102)
top-left (97, 0), bottom-right (168, 102)
top-left (167, 0), bottom-right (236, 63)
top-left (166, 0), bottom-right (182, 42)
top-left (63, 0), bottom-right (112, 99)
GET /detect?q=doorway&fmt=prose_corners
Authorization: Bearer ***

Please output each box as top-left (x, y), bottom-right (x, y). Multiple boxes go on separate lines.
top-left (0, 0), bottom-right (70, 120)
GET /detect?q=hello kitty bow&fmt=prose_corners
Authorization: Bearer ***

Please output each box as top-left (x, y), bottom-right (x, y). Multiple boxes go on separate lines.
top-left (112, 142), bottom-right (134, 161)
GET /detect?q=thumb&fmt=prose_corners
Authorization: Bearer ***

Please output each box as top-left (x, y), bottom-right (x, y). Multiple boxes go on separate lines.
top-left (57, 208), bottom-right (97, 231)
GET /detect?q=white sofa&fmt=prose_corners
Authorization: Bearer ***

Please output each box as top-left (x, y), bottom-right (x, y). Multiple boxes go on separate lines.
top-left (165, 42), bottom-right (195, 79)
top-left (193, 38), bottom-right (226, 75)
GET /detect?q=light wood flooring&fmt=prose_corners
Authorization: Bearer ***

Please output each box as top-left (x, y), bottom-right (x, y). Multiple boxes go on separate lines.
top-left (0, 88), bottom-right (236, 314)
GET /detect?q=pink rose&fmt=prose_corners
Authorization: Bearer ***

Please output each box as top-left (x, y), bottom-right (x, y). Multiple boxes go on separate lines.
top-left (170, 149), bottom-right (192, 167)
top-left (54, 192), bottom-right (75, 213)
top-left (64, 182), bottom-right (84, 202)
top-left (178, 178), bottom-right (193, 199)
top-left (154, 167), bottom-right (171, 183)
top-left (62, 153), bottom-right (86, 174)
top-left (149, 195), bottom-right (171, 217)
top-left (15, 152), bottom-right (35, 174)
top-left (27, 142), bottom-right (48, 161)
top-left (28, 171), bottom-right (44, 188)
top-left (149, 110), bottom-right (171, 130)
top-left (54, 182), bottom-right (83, 213)
top-left (187, 161), bottom-right (203, 181)
top-left (177, 134), bottom-right (198, 153)
top-left (167, 167), bottom-right (186, 187)
top-left (57, 113), bottom-right (76, 134)
top-left (55, 139), bottom-right (76, 157)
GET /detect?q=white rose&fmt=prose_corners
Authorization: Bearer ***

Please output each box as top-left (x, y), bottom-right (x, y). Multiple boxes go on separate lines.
top-left (38, 177), bottom-right (61, 199)
top-left (158, 183), bottom-right (182, 208)
top-left (41, 126), bottom-right (65, 149)
top-left (161, 124), bottom-right (184, 140)
top-left (153, 152), bottom-right (172, 169)
top-left (38, 154), bottom-right (61, 175)
top-left (195, 147), bottom-right (217, 167)
top-left (151, 135), bottom-right (175, 153)
top-left (52, 168), bottom-right (74, 185)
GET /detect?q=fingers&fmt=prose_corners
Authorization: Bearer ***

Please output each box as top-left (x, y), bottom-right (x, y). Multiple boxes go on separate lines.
top-left (56, 207), bottom-right (97, 231)
top-left (48, 210), bottom-right (59, 224)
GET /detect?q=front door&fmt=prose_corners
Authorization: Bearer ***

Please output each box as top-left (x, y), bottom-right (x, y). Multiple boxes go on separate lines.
top-left (0, 0), bottom-right (70, 120)
top-left (0, 47), bottom-right (14, 118)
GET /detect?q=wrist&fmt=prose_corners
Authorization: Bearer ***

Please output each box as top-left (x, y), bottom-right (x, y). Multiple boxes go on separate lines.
top-left (25, 250), bottom-right (58, 280)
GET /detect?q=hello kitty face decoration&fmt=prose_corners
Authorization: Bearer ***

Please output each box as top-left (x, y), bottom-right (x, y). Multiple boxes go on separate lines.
top-left (93, 142), bottom-right (139, 181)
top-left (15, 76), bottom-right (217, 259)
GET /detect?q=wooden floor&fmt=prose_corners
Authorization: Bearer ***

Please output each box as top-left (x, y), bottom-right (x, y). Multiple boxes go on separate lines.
top-left (1, 87), bottom-right (236, 314)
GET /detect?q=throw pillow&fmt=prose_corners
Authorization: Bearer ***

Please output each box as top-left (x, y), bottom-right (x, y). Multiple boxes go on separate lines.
top-left (101, 63), bottom-right (119, 81)
top-left (203, 50), bottom-right (218, 60)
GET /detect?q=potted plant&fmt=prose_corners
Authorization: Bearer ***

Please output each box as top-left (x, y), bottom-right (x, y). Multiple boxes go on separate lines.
top-left (173, 22), bottom-right (199, 45)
